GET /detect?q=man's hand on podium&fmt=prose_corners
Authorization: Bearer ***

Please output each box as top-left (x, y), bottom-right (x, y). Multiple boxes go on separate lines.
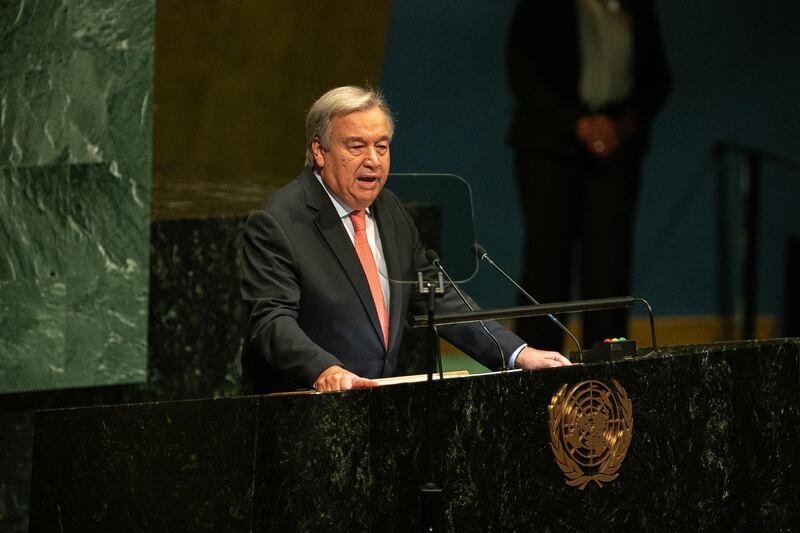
top-left (314, 365), bottom-right (380, 392)
top-left (515, 347), bottom-right (572, 369)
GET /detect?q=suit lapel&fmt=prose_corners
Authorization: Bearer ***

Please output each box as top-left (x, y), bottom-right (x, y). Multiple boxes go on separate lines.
top-left (302, 171), bottom-right (386, 349)
top-left (373, 194), bottom-right (406, 354)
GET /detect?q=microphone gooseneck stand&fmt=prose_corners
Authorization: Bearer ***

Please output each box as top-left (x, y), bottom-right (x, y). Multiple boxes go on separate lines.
top-left (473, 243), bottom-right (584, 360)
top-left (417, 270), bottom-right (444, 532)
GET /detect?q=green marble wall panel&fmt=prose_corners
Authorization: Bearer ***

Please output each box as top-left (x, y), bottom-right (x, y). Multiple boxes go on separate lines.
top-left (0, 163), bottom-right (148, 393)
top-left (0, 0), bottom-right (154, 394)
top-left (0, 0), bottom-right (154, 170)
top-left (0, 278), bottom-right (66, 392)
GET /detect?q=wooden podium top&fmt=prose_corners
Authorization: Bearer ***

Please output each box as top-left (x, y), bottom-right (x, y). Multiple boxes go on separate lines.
top-left (267, 370), bottom-right (470, 396)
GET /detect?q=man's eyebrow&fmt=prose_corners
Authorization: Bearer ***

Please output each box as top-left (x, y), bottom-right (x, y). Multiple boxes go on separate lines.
top-left (343, 135), bottom-right (390, 143)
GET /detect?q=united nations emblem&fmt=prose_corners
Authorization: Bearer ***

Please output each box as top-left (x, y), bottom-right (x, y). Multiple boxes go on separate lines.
top-left (548, 379), bottom-right (633, 489)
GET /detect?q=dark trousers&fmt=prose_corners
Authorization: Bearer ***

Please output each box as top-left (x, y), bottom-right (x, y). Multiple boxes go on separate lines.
top-left (514, 151), bottom-right (641, 352)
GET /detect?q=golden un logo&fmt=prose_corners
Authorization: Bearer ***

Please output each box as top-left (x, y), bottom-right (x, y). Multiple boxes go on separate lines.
top-left (548, 379), bottom-right (633, 489)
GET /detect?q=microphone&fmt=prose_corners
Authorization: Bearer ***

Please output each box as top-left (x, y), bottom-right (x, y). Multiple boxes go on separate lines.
top-left (473, 243), bottom-right (583, 357)
top-left (426, 249), bottom-right (508, 371)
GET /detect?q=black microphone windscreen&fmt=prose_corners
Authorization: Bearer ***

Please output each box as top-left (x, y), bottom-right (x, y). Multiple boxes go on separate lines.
top-left (473, 243), bottom-right (488, 258)
top-left (425, 249), bottom-right (441, 264)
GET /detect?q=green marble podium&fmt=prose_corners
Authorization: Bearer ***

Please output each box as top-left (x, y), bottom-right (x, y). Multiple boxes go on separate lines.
top-left (28, 339), bottom-right (800, 532)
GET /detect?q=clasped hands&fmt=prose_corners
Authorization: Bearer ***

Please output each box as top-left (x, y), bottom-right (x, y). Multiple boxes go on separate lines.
top-left (312, 348), bottom-right (572, 393)
top-left (576, 112), bottom-right (637, 158)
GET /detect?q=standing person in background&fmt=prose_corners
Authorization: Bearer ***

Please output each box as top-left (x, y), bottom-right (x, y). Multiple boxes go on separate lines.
top-left (507, 0), bottom-right (671, 351)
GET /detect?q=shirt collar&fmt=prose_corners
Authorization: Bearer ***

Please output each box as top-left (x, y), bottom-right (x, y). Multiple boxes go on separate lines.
top-left (313, 169), bottom-right (373, 219)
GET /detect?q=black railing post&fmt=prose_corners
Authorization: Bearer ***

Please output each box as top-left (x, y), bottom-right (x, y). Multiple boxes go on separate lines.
top-left (715, 141), bottom-right (800, 341)
top-left (714, 143), bottom-right (734, 340)
top-left (742, 154), bottom-right (760, 340)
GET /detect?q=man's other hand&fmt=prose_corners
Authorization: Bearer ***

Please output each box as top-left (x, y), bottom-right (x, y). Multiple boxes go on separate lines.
top-left (314, 365), bottom-right (380, 392)
top-left (515, 347), bottom-right (572, 369)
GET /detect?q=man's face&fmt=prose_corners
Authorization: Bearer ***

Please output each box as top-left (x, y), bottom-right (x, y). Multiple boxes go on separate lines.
top-left (312, 106), bottom-right (391, 210)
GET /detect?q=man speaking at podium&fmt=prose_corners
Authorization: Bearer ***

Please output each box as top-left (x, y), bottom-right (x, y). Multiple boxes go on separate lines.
top-left (240, 86), bottom-right (571, 393)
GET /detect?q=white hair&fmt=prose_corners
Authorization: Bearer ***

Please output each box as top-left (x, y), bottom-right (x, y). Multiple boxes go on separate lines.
top-left (305, 85), bottom-right (395, 169)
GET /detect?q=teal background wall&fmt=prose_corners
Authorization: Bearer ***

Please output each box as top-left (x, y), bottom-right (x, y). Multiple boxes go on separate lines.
top-left (0, 1), bottom-right (154, 394)
top-left (380, 0), bottom-right (800, 329)
top-left (639, 0), bottom-right (800, 331)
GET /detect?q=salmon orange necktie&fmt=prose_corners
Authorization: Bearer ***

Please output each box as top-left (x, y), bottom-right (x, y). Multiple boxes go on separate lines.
top-left (348, 210), bottom-right (389, 348)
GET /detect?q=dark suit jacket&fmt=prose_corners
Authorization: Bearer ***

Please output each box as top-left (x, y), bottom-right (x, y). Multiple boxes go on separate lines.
top-left (507, 0), bottom-right (672, 157)
top-left (240, 169), bottom-right (524, 393)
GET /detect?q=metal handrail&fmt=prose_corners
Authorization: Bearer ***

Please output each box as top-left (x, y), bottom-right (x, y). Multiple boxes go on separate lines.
top-left (413, 296), bottom-right (658, 363)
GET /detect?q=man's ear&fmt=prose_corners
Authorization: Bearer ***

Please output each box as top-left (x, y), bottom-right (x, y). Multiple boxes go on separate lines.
top-left (311, 138), bottom-right (325, 169)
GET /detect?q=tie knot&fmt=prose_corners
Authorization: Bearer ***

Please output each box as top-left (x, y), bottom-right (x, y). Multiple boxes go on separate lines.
top-left (349, 210), bottom-right (367, 231)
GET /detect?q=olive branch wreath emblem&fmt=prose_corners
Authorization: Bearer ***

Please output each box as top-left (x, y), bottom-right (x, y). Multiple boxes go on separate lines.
top-left (548, 379), bottom-right (633, 489)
